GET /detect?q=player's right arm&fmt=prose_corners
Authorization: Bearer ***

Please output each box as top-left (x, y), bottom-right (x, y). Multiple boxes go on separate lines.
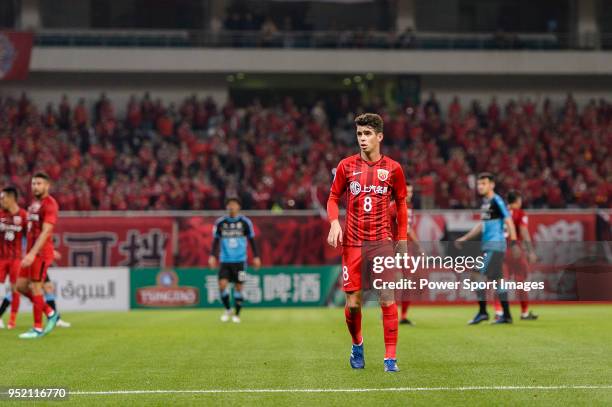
top-left (208, 218), bottom-right (222, 268)
top-left (326, 161), bottom-right (347, 248)
top-left (518, 214), bottom-right (537, 262)
top-left (455, 222), bottom-right (482, 247)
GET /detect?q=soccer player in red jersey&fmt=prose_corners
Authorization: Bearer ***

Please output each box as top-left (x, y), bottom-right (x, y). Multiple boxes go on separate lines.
top-left (0, 187), bottom-right (28, 329)
top-left (389, 182), bottom-right (422, 326)
top-left (494, 190), bottom-right (538, 320)
top-left (16, 173), bottom-right (60, 339)
top-left (327, 113), bottom-right (408, 372)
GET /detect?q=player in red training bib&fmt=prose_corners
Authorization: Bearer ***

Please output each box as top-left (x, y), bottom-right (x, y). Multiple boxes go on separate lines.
top-left (389, 181), bottom-right (422, 326)
top-left (327, 113), bottom-right (408, 373)
top-left (494, 190), bottom-right (539, 320)
top-left (0, 187), bottom-right (28, 329)
top-left (16, 173), bottom-right (60, 339)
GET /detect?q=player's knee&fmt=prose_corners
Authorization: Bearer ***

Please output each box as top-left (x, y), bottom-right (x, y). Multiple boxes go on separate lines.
top-left (16, 280), bottom-right (28, 294)
top-left (379, 299), bottom-right (395, 307)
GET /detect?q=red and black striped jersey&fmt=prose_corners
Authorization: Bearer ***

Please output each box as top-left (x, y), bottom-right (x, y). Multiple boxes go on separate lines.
top-left (0, 208), bottom-right (27, 260)
top-left (329, 154), bottom-right (407, 246)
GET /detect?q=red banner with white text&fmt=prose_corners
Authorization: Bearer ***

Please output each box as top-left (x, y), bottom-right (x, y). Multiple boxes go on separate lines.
top-left (49, 212), bottom-right (598, 268)
top-left (54, 217), bottom-right (174, 268)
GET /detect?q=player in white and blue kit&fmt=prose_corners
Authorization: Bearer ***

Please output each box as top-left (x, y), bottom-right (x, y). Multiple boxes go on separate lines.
top-left (208, 197), bottom-right (261, 323)
top-left (457, 173), bottom-right (519, 325)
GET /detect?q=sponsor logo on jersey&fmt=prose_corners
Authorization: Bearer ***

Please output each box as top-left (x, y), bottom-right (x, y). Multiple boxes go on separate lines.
top-left (350, 181), bottom-right (388, 195)
top-left (377, 169), bottom-right (389, 182)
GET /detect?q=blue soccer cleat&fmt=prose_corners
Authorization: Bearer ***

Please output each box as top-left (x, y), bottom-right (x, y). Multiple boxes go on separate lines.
top-left (492, 315), bottom-right (513, 324)
top-left (468, 312), bottom-right (490, 325)
top-left (384, 358), bottom-right (399, 372)
top-left (42, 312), bottom-right (60, 336)
top-left (349, 342), bottom-right (365, 369)
top-left (18, 328), bottom-right (44, 339)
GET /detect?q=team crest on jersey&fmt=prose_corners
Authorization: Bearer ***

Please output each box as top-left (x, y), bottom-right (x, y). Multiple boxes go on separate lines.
top-left (349, 181), bottom-right (362, 195)
top-left (377, 169), bottom-right (389, 182)
top-left (29, 202), bottom-right (41, 213)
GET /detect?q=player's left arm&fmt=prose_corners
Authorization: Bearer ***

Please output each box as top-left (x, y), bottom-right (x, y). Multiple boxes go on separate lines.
top-left (244, 217), bottom-right (261, 270)
top-left (392, 165), bottom-right (409, 253)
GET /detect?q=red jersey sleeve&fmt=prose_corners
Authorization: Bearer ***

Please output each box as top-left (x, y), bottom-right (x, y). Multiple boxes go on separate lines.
top-left (326, 160), bottom-right (347, 222)
top-left (43, 198), bottom-right (59, 226)
top-left (519, 210), bottom-right (528, 227)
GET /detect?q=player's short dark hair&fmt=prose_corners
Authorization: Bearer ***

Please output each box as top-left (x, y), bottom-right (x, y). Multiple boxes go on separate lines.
top-left (406, 180), bottom-right (412, 187)
top-left (507, 190), bottom-right (521, 204)
top-left (1, 186), bottom-right (18, 199)
top-left (32, 172), bottom-right (50, 182)
top-left (477, 172), bottom-right (495, 182)
top-left (225, 196), bottom-right (241, 206)
top-left (355, 113), bottom-right (384, 133)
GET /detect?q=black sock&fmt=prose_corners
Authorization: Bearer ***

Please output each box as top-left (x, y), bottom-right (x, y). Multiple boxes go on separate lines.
top-left (0, 298), bottom-right (10, 317)
top-left (497, 290), bottom-right (510, 318)
top-left (220, 291), bottom-right (231, 310)
top-left (46, 299), bottom-right (57, 311)
top-left (478, 300), bottom-right (487, 314)
top-left (501, 301), bottom-right (511, 318)
top-left (234, 292), bottom-right (243, 316)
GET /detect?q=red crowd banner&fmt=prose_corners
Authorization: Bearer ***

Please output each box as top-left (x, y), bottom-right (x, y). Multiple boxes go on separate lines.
top-left (177, 216), bottom-right (337, 266)
top-left (54, 217), bottom-right (174, 268)
top-left (0, 32), bottom-right (34, 81)
top-left (48, 211), bottom-right (600, 268)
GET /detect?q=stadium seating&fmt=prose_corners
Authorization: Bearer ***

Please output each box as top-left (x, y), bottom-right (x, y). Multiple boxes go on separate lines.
top-left (0, 94), bottom-right (609, 211)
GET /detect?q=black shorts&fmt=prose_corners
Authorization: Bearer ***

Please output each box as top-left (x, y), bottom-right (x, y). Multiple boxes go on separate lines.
top-left (219, 262), bottom-right (247, 284)
top-left (479, 250), bottom-right (505, 280)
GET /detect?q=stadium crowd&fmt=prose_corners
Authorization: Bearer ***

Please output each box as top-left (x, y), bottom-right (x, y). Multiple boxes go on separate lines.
top-left (0, 92), bottom-right (609, 211)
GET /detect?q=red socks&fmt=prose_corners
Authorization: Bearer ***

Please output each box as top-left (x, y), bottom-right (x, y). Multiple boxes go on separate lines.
top-left (32, 295), bottom-right (45, 330)
top-left (22, 292), bottom-right (55, 331)
top-left (344, 306), bottom-right (363, 345)
top-left (400, 301), bottom-right (410, 319)
top-left (9, 291), bottom-right (19, 321)
top-left (381, 303), bottom-right (398, 359)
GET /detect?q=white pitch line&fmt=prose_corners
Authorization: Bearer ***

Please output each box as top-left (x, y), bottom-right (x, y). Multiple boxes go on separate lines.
top-left (69, 385), bottom-right (612, 395)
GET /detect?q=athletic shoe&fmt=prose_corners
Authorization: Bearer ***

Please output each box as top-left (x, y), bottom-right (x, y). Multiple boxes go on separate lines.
top-left (56, 319), bottom-right (72, 328)
top-left (492, 315), bottom-right (513, 324)
top-left (18, 328), bottom-right (43, 339)
top-left (384, 358), bottom-right (399, 372)
top-left (399, 318), bottom-right (414, 326)
top-left (468, 312), bottom-right (490, 325)
top-left (520, 311), bottom-right (538, 320)
top-left (232, 315), bottom-right (241, 323)
top-left (349, 342), bottom-right (364, 369)
top-left (42, 312), bottom-right (60, 335)
top-left (220, 310), bottom-right (232, 322)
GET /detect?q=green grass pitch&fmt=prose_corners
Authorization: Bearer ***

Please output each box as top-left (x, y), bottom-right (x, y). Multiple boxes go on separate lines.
top-left (1, 305), bottom-right (611, 406)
